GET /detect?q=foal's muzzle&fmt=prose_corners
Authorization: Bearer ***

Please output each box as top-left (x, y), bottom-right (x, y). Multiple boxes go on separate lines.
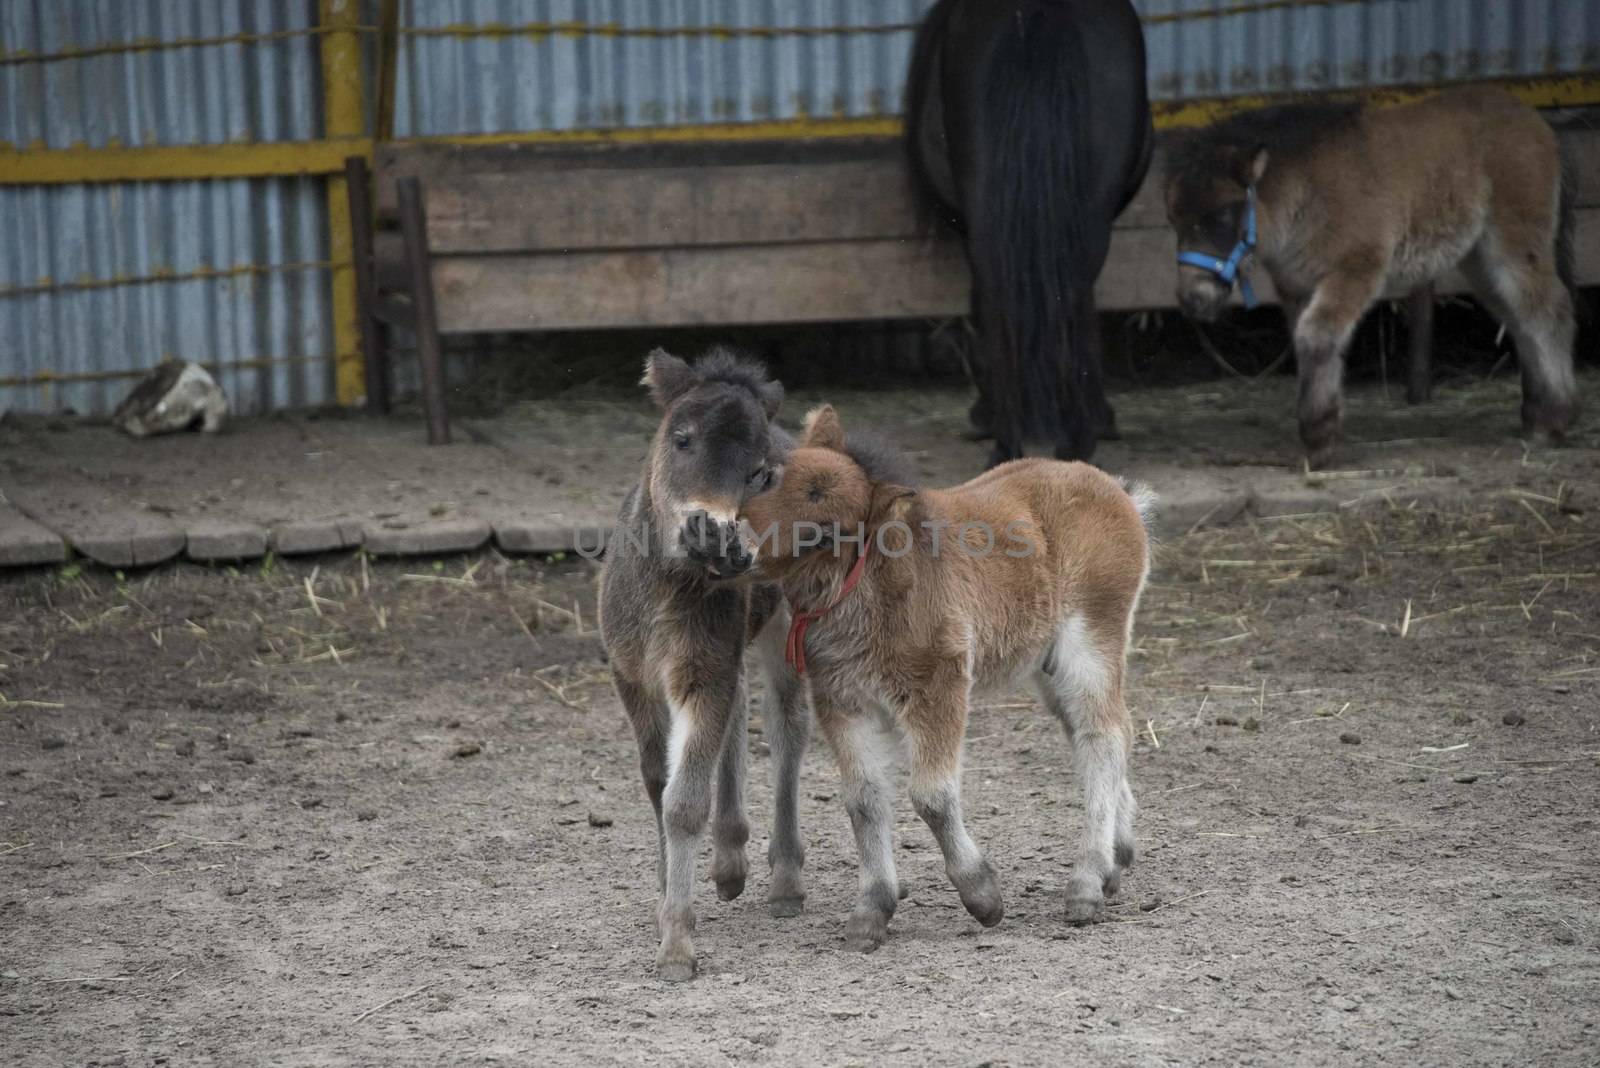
top-left (680, 510), bottom-right (751, 577)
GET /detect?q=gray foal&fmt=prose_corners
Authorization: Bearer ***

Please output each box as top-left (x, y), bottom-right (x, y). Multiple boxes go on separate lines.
top-left (597, 347), bottom-right (810, 981)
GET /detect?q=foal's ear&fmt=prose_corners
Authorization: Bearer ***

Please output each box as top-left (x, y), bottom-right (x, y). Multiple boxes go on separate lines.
top-left (641, 348), bottom-right (696, 409)
top-left (1246, 146), bottom-right (1270, 186)
top-left (866, 482), bottom-right (917, 529)
top-left (757, 378), bottom-right (784, 419)
top-left (801, 405), bottom-right (846, 451)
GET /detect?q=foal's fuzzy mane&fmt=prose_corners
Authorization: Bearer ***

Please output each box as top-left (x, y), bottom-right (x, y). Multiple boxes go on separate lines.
top-left (1169, 99), bottom-right (1365, 182)
top-left (844, 429), bottom-right (920, 489)
top-left (693, 345), bottom-right (778, 400)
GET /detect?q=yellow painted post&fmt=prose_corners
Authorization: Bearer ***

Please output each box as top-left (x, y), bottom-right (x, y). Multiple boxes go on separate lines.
top-left (320, 0), bottom-right (365, 407)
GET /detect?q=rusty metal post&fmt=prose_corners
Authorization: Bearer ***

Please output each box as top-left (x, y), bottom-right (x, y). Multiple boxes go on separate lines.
top-left (397, 176), bottom-right (450, 445)
top-left (1406, 283), bottom-right (1434, 405)
top-left (344, 156), bottom-right (388, 414)
top-left (320, 0), bottom-right (365, 407)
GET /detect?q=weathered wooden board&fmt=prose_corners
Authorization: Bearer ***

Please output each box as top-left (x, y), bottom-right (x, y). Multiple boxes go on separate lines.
top-left (423, 162), bottom-right (922, 254)
top-left (2, 472), bottom-right (184, 569)
top-left (431, 238), bottom-right (971, 333)
top-left (373, 137), bottom-right (902, 216)
top-left (362, 517), bottom-right (491, 556)
top-left (185, 520), bottom-right (268, 562)
top-left (0, 501), bottom-right (66, 566)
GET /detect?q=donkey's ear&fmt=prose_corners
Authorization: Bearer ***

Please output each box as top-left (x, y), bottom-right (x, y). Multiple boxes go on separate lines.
top-left (801, 405), bottom-right (846, 451)
top-left (1246, 146), bottom-right (1270, 186)
top-left (757, 378), bottom-right (784, 419)
top-left (866, 482), bottom-right (917, 529)
top-left (641, 348), bottom-right (696, 409)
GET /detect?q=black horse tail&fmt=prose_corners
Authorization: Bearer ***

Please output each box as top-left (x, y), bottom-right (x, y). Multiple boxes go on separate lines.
top-left (969, 4), bottom-right (1093, 449)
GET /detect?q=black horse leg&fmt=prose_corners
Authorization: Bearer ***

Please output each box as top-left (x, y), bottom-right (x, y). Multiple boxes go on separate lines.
top-left (1064, 291), bottom-right (1118, 444)
top-left (964, 287), bottom-right (995, 441)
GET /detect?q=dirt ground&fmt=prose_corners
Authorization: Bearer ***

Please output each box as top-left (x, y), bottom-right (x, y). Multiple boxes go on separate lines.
top-left (3, 381), bottom-right (1599, 1066)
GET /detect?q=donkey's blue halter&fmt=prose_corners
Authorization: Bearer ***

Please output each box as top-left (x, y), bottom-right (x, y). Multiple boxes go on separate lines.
top-left (1176, 185), bottom-right (1259, 309)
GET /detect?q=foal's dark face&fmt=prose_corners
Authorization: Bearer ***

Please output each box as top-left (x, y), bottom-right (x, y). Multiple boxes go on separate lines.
top-left (641, 349), bottom-right (783, 577)
top-left (1167, 142), bottom-right (1268, 323)
top-left (1167, 175), bottom-right (1250, 322)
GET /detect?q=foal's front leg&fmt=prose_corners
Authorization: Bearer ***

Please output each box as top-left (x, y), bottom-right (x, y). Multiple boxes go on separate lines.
top-left (815, 694), bottom-right (902, 952)
top-left (656, 665), bottom-right (740, 981)
top-left (1293, 257), bottom-right (1386, 468)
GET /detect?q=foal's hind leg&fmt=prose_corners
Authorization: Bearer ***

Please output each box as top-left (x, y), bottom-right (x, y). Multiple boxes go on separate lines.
top-left (1461, 240), bottom-right (1579, 440)
top-left (616, 676), bottom-right (669, 894)
top-left (1034, 616), bottom-right (1136, 925)
top-left (753, 610), bottom-right (810, 918)
top-left (1293, 257), bottom-right (1387, 467)
top-left (905, 674), bottom-right (1004, 930)
top-left (709, 672), bottom-right (751, 902)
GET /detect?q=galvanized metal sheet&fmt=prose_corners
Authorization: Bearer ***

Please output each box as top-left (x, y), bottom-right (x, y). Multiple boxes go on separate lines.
top-left (0, 1), bottom-right (333, 417)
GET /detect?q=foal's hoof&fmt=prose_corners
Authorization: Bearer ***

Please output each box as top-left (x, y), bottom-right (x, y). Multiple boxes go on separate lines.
top-left (712, 854), bottom-right (749, 901)
top-left (844, 912), bottom-right (890, 953)
top-left (1102, 871), bottom-right (1122, 899)
top-left (768, 895), bottom-right (805, 919)
top-left (768, 867), bottom-right (805, 917)
top-left (1064, 894), bottom-right (1105, 926)
top-left (657, 957), bottom-right (696, 983)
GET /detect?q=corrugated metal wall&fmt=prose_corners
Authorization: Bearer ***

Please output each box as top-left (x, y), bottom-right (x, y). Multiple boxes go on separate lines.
top-left (1140, 0), bottom-right (1600, 100)
top-left (392, 0), bottom-right (1600, 136)
top-left (0, 0), bottom-right (334, 418)
top-left (392, 0), bottom-right (930, 136)
top-left (4, 0), bottom-right (1597, 416)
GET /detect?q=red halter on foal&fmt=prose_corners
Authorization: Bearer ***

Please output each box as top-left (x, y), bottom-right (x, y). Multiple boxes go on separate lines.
top-left (784, 542), bottom-right (872, 676)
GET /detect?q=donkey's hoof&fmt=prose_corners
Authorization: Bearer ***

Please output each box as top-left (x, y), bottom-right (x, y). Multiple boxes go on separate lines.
top-left (768, 895), bottom-right (805, 919)
top-left (897, 881), bottom-right (911, 901)
top-left (715, 874), bottom-right (747, 901)
top-left (1064, 895), bottom-right (1104, 926)
top-left (1102, 871), bottom-right (1122, 899)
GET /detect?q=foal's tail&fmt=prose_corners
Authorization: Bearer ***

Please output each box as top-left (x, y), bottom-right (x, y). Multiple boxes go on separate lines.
top-left (1555, 141), bottom-right (1580, 307)
top-left (969, 3), bottom-right (1095, 448)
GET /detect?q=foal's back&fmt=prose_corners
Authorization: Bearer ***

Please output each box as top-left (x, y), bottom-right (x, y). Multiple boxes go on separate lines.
top-left (1300, 87), bottom-right (1558, 281)
top-left (932, 459), bottom-right (1151, 659)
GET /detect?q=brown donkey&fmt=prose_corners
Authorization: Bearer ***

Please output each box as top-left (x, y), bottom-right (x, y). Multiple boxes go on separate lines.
top-left (598, 348), bottom-right (810, 981)
top-left (720, 407), bottom-right (1152, 949)
top-left (1167, 86), bottom-right (1579, 467)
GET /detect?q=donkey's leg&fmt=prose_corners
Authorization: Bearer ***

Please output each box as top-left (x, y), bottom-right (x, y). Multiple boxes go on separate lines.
top-left (709, 671), bottom-right (751, 902)
top-left (1294, 257), bottom-right (1387, 468)
top-left (615, 676), bottom-right (670, 894)
top-left (1462, 241), bottom-right (1579, 440)
top-left (655, 666), bottom-right (740, 981)
top-left (1034, 616), bottom-right (1136, 925)
top-left (906, 676), bottom-right (1004, 929)
top-left (816, 695), bottom-right (902, 952)
top-left (754, 610), bottom-right (810, 917)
